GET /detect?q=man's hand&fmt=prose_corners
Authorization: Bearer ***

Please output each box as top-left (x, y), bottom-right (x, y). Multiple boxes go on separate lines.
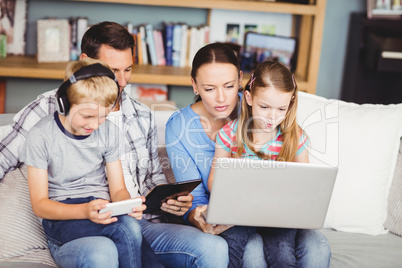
top-left (160, 194), bottom-right (193, 216)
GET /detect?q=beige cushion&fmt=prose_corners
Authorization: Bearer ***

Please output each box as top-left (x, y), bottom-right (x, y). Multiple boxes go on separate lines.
top-left (0, 165), bottom-right (56, 266)
top-left (385, 140), bottom-right (402, 236)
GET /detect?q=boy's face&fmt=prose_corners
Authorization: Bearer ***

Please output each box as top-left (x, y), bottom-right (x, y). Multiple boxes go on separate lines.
top-left (65, 99), bottom-right (112, 136)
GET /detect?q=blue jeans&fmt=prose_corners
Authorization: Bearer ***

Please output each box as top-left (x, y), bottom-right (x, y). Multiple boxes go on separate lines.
top-left (243, 229), bottom-right (331, 268)
top-left (140, 219), bottom-right (229, 268)
top-left (43, 197), bottom-right (142, 268)
top-left (220, 226), bottom-right (257, 268)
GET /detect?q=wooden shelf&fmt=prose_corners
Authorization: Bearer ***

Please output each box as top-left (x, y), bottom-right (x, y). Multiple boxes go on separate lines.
top-left (0, 56), bottom-right (308, 90)
top-left (0, 0), bottom-right (324, 98)
top-left (0, 56), bottom-right (192, 84)
top-left (73, 0), bottom-right (318, 15)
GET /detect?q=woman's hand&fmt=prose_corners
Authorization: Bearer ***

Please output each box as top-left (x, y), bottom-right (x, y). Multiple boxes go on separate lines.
top-left (161, 194), bottom-right (193, 216)
top-left (188, 205), bottom-right (233, 235)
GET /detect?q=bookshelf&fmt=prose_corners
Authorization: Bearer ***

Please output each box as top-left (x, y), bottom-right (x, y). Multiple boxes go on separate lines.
top-left (0, 0), bottom-right (326, 113)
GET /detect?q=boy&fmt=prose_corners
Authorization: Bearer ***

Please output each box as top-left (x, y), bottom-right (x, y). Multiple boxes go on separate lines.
top-left (21, 58), bottom-right (145, 268)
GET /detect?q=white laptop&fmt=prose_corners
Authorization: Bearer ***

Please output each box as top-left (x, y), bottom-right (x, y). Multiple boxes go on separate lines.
top-left (206, 158), bottom-right (338, 229)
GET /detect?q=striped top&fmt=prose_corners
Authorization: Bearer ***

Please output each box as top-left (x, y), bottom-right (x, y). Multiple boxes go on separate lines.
top-left (216, 119), bottom-right (308, 160)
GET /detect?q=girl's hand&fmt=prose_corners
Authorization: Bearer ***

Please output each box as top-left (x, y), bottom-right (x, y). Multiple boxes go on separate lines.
top-left (88, 199), bottom-right (118, 225)
top-left (128, 196), bottom-right (146, 220)
top-left (161, 194), bottom-right (193, 216)
top-left (188, 205), bottom-right (233, 235)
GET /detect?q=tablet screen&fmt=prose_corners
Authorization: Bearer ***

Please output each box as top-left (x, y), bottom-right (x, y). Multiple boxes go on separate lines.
top-left (144, 179), bottom-right (201, 214)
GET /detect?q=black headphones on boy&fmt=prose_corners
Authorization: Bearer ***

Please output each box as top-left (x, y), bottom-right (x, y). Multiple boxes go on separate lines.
top-left (55, 63), bottom-right (119, 115)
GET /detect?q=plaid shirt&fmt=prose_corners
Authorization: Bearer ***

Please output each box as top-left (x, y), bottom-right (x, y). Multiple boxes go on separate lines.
top-left (0, 89), bottom-right (167, 196)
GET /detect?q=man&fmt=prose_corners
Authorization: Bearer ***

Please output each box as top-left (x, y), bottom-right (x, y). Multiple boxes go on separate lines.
top-left (0, 21), bottom-right (228, 268)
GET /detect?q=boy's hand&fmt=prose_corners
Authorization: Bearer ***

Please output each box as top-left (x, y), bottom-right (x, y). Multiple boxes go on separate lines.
top-left (127, 196), bottom-right (146, 220)
top-left (88, 199), bottom-right (118, 225)
top-left (161, 194), bottom-right (193, 216)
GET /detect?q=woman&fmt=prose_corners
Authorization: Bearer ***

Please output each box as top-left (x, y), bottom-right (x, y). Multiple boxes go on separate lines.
top-left (165, 42), bottom-right (331, 267)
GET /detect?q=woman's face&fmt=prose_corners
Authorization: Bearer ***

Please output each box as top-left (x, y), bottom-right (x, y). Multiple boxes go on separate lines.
top-left (192, 63), bottom-right (242, 120)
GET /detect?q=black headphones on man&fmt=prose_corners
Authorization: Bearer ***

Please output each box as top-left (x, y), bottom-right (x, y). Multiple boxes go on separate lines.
top-left (55, 63), bottom-right (119, 115)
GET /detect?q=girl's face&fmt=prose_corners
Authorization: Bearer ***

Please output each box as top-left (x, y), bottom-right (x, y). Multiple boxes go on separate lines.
top-left (192, 63), bottom-right (242, 119)
top-left (65, 99), bottom-right (111, 136)
top-left (245, 86), bottom-right (293, 133)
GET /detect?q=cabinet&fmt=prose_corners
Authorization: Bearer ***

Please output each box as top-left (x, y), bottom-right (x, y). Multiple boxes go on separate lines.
top-left (341, 13), bottom-right (402, 105)
top-left (0, 0), bottom-right (326, 113)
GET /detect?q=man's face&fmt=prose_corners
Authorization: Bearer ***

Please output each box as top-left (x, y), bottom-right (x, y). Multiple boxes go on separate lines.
top-left (90, 45), bottom-right (133, 93)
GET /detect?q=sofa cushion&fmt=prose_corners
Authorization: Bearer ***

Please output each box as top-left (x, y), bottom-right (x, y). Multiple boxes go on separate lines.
top-left (0, 165), bottom-right (56, 267)
top-left (297, 92), bottom-right (402, 235)
top-left (321, 228), bottom-right (402, 267)
top-left (384, 139), bottom-right (402, 236)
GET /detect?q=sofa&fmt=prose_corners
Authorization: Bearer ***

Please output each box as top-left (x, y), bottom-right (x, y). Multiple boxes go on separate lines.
top-left (0, 92), bottom-right (402, 267)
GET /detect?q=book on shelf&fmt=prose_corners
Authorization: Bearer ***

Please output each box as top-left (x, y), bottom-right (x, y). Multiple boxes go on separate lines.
top-left (179, 23), bottom-right (188, 68)
top-left (69, 17), bottom-right (88, 61)
top-left (145, 24), bottom-right (158, 66)
top-left (172, 23), bottom-right (182, 67)
top-left (154, 30), bottom-right (166, 66)
top-left (138, 25), bottom-right (148, 65)
top-left (163, 22), bottom-right (174, 66)
top-left (136, 30), bottom-right (143, 65)
top-left (69, 18), bottom-right (78, 61)
top-left (188, 25), bottom-right (209, 67)
top-left (131, 21), bottom-right (209, 67)
top-left (131, 33), bottom-right (138, 66)
top-left (76, 17), bottom-right (88, 56)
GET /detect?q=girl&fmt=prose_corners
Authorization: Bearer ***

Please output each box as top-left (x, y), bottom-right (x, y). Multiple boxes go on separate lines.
top-left (166, 43), bottom-right (330, 267)
top-left (208, 60), bottom-right (330, 267)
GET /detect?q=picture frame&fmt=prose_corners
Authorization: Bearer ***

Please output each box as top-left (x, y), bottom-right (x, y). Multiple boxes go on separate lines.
top-left (209, 9), bottom-right (292, 46)
top-left (37, 19), bottom-right (70, 63)
top-left (0, 0), bottom-right (28, 55)
top-left (241, 31), bottom-right (298, 72)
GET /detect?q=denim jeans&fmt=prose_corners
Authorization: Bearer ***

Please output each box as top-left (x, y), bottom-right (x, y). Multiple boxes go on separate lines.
top-left (243, 229), bottom-right (331, 268)
top-left (220, 226), bottom-right (257, 268)
top-left (43, 197), bottom-right (142, 268)
top-left (140, 219), bottom-right (229, 268)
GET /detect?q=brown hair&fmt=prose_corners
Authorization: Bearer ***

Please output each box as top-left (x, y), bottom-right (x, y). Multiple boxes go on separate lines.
top-left (64, 58), bottom-right (118, 109)
top-left (81, 21), bottom-right (135, 59)
top-left (236, 61), bottom-right (304, 161)
top-left (191, 42), bottom-right (241, 103)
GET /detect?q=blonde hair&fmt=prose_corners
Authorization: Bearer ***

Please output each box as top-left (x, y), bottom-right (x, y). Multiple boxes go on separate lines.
top-left (235, 61), bottom-right (305, 161)
top-left (64, 58), bottom-right (118, 108)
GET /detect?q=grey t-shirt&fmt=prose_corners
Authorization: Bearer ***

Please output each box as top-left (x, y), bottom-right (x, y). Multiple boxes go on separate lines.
top-left (21, 112), bottom-right (123, 202)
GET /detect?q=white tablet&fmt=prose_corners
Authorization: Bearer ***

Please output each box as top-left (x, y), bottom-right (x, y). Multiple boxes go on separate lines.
top-left (99, 198), bottom-right (142, 217)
